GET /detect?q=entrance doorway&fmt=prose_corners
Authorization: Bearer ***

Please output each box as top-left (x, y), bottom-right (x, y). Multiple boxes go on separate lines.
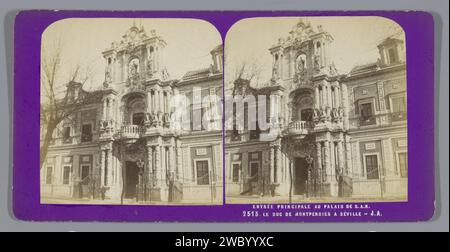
top-left (294, 158), bottom-right (309, 195)
top-left (132, 112), bottom-right (145, 126)
top-left (125, 161), bottom-right (139, 199)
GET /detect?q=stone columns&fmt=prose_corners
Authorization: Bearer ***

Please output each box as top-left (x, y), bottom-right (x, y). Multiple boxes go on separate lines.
top-left (323, 141), bottom-right (330, 182)
top-left (344, 136), bottom-right (352, 176)
top-left (176, 139), bottom-right (183, 179)
top-left (102, 100), bottom-right (106, 121)
top-left (108, 98), bottom-right (114, 122)
top-left (147, 145), bottom-right (153, 184)
top-left (330, 141), bottom-right (335, 178)
top-left (154, 145), bottom-right (161, 187)
top-left (159, 90), bottom-right (164, 113)
top-left (337, 140), bottom-right (344, 175)
top-left (169, 139), bottom-right (175, 174)
top-left (100, 150), bottom-right (106, 186)
top-left (316, 142), bottom-right (323, 182)
top-left (321, 85), bottom-right (327, 109)
top-left (275, 145), bottom-right (282, 184)
top-left (334, 87), bottom-right (340, 108)
top-left (269, 147), bottom-right (275, 184)
top-left (327, 85), bottom-right (332, 109)
top-left (341, 83), bottom-right (350, 130)
top-left (315, 87), bottom-right (320, 109)
top-left (147, 92), bottom-right (152, 113)
top-left (106, 148), bottom-right (113, 186)
top-left (167, 91), bottom-right (172, 113)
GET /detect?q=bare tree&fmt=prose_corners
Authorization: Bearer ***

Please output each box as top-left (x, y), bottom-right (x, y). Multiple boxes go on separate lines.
top-left (233, 61), bottom-right (264, 84)
top-left (40, 42), bottom-right (98, 169)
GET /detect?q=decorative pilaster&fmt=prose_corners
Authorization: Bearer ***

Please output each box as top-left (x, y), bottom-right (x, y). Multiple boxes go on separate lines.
top-left (109, 98), bottom-right (114, 122)
top-left (315, 87), bottom-right (320, 109)
top-left (269, 147), bottom-right (275, 184)
top-left (326, 85), bottom-right (332, 109)
top-left (330, 141), bottom-right (335, 178)
top-left (102, 100), bottom-right (107, 121)
top-left (341, 83), bottom-right (350, 130)
top-left (154, 145), bottom-right (161, 187)
top-left (169, 139), bottom-right (175, 174)
top-left (275, 145), bottom-right (282, 184)
top-left (106, 148), bottom-right (113, 186)
top-left (147, 145), bottom-right (153, 184)
top-left (323, 141), bottom-right (330, 182)
top-left (321, 85), bottom-right (326, 109)
top-left (147, 92), bottom-right (152, 113)
top-left (159, 90), bottom-right (164, 113)
top-left (176, 139), bottom-right (183, 179)
top-left (344, 136), bottom-right (352, 176)
top-left (333, 86), bottom-right (340, 108)
top-left (100, 150), bottom-right (105, 186)
top-left (316, 142), bottom-right (322, 182)
top-left (337, 140), bottom-right (344, 175)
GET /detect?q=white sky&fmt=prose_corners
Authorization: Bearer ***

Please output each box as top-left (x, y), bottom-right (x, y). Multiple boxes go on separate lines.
top-left (225, 16), bottom-right (405, 87)
top-left (41, 18), bottom-right (222, 92)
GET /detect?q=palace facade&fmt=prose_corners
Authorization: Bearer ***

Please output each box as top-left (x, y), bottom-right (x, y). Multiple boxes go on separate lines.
top-left (41, 25), bottom-right (223, 204)
top-left (225, 19), bottom-right (407, 201)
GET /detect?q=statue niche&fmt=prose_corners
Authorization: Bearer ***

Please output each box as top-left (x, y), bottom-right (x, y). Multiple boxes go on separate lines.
top-left (294, 54), bottom-right (307, 85)
top-left (127, 58), bottom-right (140, 87)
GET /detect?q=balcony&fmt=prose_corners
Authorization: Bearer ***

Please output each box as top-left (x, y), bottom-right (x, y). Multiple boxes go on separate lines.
top-left (284, 120), bottom-right (313, 140)
top-left (118, 125), bottom-right (146, 144)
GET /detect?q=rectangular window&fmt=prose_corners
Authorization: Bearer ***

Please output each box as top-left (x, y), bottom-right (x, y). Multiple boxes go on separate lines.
top-left (388, 48), bottom-right (398, 64)
top-left (196, 160), bottom-right (209, 185)
top-left (365, 155), bottom-right (379, 180)
top-left (392, 96), bottom-right (406, 112)
top-left (391, 96), bottom-right (407, 121)
top-left (63, 126), bottom-right (71, 143)
top-left (81, 165), bottom-right (91, 185)
top-left (63, 166), bottom-right (71, 185)
top-left (360, 102), bottom-right (376, 125)
top-left (398, 152), bottom-right (408, 178)
top-left (81, 124), bottom-right (92, 142)
top-left (46, 166), bottom-right (53, 185)
top-left (232, 163), bottom-right (240, 183)
top-left (360, 103), bottom-right (373, 118)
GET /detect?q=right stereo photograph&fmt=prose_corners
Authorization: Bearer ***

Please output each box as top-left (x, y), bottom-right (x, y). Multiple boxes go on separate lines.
top-left (224, 17), bottom-right (408, 204)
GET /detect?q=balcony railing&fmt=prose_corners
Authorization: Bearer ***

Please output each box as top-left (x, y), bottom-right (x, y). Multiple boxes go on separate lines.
top-left (284, 120), bottom-right (313, 138)
top-left (118, 125), bottom-right (146, 140)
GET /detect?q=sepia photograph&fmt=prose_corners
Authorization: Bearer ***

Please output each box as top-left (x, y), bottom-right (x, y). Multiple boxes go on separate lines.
top-left (224, 17), bottom-right (408, 204)
top-left (40, 18), bottom-right (224, 205)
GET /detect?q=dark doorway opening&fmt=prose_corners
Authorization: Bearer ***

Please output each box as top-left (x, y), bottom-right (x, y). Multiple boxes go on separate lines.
top-left (294, 157), bottom-right (308, 195)
top-left (301, 108), bottom-right (314, 122)
top-left (132, 113), bottom-right (145, 126)
top-left (125, 161), bottom-right (139, 199)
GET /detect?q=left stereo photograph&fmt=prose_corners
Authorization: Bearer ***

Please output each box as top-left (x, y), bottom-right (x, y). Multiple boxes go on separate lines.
top-left (39, 18), bottom-right (224, 205)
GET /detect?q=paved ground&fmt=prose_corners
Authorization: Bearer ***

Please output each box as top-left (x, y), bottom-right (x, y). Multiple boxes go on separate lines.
top-left (41, 197), bottom-right (222, 206)
top-left (226, 195), bottom-right (407, 204)
top-left (41, 196), bottom-right (405, 205)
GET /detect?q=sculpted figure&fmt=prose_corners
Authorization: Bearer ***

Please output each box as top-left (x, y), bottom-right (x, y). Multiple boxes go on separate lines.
top-left (332, 108), bottom-right (339, 121)
top-left (313, 108), bottom-right (320, 122)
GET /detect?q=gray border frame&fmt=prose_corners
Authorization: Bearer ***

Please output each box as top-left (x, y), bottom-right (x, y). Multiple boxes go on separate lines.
top-left (1, 0), bottom-right (448, 231)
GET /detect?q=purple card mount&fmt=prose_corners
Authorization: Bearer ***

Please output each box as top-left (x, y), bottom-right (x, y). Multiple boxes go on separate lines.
top-left (13, 10), bottom-right (435, 222)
